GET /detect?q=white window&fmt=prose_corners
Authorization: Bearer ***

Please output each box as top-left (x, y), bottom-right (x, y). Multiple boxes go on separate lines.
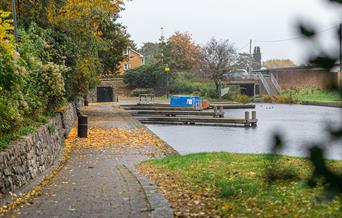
top-left (124, 63), bottom-right (129, 70)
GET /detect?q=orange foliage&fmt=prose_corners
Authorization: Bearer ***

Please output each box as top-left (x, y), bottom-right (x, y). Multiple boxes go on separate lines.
top-left (47, 0), bottom-right (123, 38)
top-left (74, 127), bottom-right (163, 149)
top-left (167, 32), bottom-right (201, 72)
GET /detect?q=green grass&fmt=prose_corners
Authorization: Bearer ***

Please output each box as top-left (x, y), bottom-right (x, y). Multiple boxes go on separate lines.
top-left (0, 125), bottom-right (37, 150)
top-left (143, 153), bottom-right (342, 217)
top-left (0, 114), bottom-right (51, 150)
top-left (281, 88), bottom-right (341, 103)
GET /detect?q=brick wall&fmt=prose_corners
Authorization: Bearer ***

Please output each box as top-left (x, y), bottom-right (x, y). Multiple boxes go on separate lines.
top-left (271, 67), bottom-right (338, 90)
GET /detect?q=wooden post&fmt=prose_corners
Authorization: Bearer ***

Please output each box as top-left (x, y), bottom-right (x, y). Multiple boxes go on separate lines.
top-left (214, 106), bottom-right (218, 117)
top-left (219, 106), bottom-right (224, 118)
top-left (245, 111), bottom-right (250, 127)
top-left (252, 111), bottom-right (256, 120)
top-left (245, 111), bottom-right (250, 120)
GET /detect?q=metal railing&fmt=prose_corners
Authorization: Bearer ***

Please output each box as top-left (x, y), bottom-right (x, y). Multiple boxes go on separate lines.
top-left (224, 73), bottom-right (259, 80)
top-left (271, 73), bottom-right (282, 94)
top-left (257, 72), bottom-right (271, 96)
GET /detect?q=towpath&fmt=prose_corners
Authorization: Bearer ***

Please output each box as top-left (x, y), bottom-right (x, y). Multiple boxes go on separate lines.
top-left (4, 103), bottom-right (175, 218)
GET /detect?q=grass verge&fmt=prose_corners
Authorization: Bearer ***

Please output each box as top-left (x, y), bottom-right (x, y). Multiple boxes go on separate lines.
top-left (0, 114), bottom-right (50, 150)
top-left (264, 88), bottom-right (342, 105)
top-left (138, 152), bottom-right (342, 217)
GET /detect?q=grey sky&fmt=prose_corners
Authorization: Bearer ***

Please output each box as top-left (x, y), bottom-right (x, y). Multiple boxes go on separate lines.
top-left (120, 0), bottom-right (341, 64)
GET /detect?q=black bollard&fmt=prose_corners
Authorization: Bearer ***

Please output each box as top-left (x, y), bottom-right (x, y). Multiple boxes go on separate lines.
top-left (84, 96), bottom-right (89, 106)
top-left (78, 115), bottom-right (88, 138)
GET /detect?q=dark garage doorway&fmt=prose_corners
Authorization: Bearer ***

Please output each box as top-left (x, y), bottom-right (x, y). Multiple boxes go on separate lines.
top-left (97, 87), bottom-right (113, 102)
top-left (240, 84), bottom-right (255, 97)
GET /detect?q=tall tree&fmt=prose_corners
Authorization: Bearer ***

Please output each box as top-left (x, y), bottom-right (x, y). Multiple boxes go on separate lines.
top-left (235, 53), bottom-right (257, 72)
top-left (200, 38), bottom-right (237, 98)
top-left (140, 42), bottom-right (160, 65)
top-left (98, 16), bottom-right (131, 78)
top-left (166, 32), bottom-right (201, 72)
top-left (46, 0), bottom-right (126, 98)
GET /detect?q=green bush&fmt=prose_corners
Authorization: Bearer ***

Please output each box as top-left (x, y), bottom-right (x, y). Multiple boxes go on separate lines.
top-left (123, 64), bottom-right (167, 88)
top-left (199, 83), bottom-right (217, 98)
top-left (131, 88), bottom-right (154, 97)
top-left (224, 85), bottom-right (241, 100)
top-left (0, 26), bottom-right (68, 137)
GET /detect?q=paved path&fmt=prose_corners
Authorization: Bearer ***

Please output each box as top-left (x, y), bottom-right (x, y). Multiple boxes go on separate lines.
top-left (4, 103), bottom-right (175, 218)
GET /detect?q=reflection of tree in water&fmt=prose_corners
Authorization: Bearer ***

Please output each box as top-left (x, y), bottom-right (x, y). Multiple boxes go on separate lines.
top-left (267, 0), bottom-right (342, 200)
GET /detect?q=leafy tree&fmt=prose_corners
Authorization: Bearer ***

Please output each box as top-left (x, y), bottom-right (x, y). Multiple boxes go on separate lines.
top-left (0, 0), bottom-right (129, 136)
top-left (235, 53), bottom-right (257, 72)
top-left (123, 63), bottom-right (170, 95)
top-left (263, 59), bottom-right (296, 69)
top-left (165, 32), bottom-right (201, 73)
top-left (140, 42), bottom-right (160, 65)
top-left (46, 0), bottom-right (126, 98)
top-left (98, 16), bottom-right (131, 78)
top-left (200, 38), bottom-right (238, 98)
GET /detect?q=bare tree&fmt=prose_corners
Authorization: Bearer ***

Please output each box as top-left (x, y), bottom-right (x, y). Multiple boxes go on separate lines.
top-left (200, 38), bottom-right (237, 98)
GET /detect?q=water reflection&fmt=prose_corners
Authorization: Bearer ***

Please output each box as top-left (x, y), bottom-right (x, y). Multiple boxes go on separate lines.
top-left (146, 104), bottom-right (342, 160)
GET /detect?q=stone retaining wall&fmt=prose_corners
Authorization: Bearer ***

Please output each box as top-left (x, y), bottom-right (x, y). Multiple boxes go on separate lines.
top-left (0, 103), bottom-right (76, 194)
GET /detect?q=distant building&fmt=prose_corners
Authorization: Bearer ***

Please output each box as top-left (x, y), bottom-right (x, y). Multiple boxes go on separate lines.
top-left (224, 66), bottom-right (339, 97)
top-left (117, 47), bottom-right (145, 76)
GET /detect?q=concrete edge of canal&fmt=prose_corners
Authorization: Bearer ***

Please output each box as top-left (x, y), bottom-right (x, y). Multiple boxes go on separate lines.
top-left (116, 104), bottom-right (178, 217)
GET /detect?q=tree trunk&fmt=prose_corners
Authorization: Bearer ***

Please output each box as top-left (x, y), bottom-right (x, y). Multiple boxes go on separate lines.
top-left (215, 80), bottom-right (222, 99)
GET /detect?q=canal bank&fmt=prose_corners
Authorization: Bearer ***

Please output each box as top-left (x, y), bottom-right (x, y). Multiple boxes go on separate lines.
top-left (130, 102), bottom-right (342, 217)
top-left (138, 152), bottom-right (342, 217)
top-left (145, 103), bottom-right (342, 160)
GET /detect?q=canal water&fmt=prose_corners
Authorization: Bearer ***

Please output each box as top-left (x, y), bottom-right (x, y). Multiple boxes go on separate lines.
top-left (146, 104), bottom-right (342, 160)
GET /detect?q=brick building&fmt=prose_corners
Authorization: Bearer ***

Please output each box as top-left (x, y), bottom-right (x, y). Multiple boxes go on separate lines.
top-left (87, 48), bottom-right (144, 103)
top-left (224, 66), bottom-right (340, 97)
top-left (117, 47), bottom-right (145, 76)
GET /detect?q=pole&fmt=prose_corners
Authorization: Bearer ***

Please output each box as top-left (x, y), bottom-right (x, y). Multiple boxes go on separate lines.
top-left (11, 0), bottom-right (18, 45)
top-left (249, 39), bottom-right (252, 55)
top-left (339, 23), bottom-right (342, 75)
top-left (339, 23), bottom-right (342, 87)
top-left (166, 71), bottom-right (170, 99)
top-left (160, 27), bottom-right (165, 42)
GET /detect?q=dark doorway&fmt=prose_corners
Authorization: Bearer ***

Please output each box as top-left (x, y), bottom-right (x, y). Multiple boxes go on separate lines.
top-left (240, 84), bottom-right (255, 97)
top-left (255, 84), bottom-right (260, 96)
top-left (97, 87), bottom-right (113, 102)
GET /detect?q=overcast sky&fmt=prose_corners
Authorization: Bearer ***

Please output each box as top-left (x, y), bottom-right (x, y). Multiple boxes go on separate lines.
top-left (120, 0), bottom-right (342, 64)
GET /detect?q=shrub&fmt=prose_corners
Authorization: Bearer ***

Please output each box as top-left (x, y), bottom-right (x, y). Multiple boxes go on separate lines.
top-left (234, 95), bottom-right (250, 104)
top-left (123, 64), bottom-right (166, 88)
top-left (131, 88), bottom-right (154, 97)
top-left (263, 96), bottom-right (273, 103)
top-left (199, 83), bottom-right (217, 98)
top-left (0, 24), bottom-right (68, 136)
